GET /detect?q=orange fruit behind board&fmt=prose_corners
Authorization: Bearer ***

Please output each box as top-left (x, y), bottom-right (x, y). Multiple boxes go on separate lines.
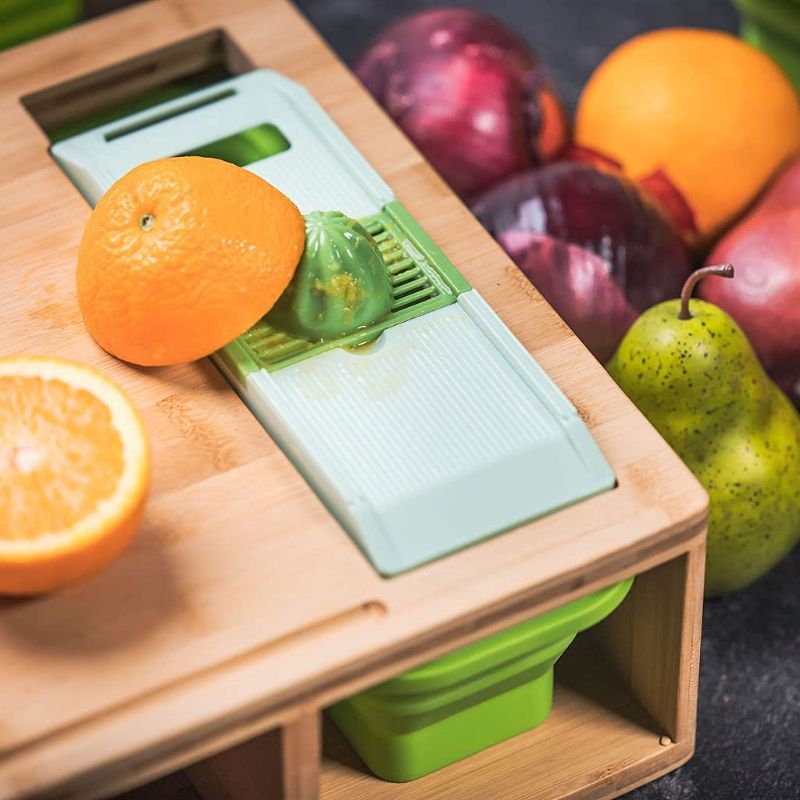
top-left (0, 357), bottom-right (150, 595)
top-left (575, 28), bottom-right (800, 241)
top-left (77, 157), bottom-right (305, 366)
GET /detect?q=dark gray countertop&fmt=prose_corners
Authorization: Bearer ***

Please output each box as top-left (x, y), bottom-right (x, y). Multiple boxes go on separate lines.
top-left (296, 0), bottom-right (737, 114)
top-left (78, 1), bottom-right (798, 797)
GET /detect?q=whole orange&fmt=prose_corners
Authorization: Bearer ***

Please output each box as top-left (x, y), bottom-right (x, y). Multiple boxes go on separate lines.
top-left (576, 28), bottom-right (800, 240)
top-left (77, 157), bottom-right (304, 366)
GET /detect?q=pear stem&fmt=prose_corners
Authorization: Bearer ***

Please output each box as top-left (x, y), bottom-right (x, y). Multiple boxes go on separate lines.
top-left (678, 264), bottom-right (735, 320)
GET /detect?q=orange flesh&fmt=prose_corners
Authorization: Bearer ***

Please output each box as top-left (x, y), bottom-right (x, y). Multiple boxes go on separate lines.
top-left (0, 375), bottom-right (124, 541)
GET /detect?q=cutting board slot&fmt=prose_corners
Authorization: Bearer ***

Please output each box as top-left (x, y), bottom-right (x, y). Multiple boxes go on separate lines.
top-left (22, 28), bottom-right (253, 142)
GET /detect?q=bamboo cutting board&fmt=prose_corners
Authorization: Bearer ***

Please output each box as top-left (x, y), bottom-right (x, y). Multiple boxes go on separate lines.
top-left (0, 1), bottom-right (707, 798)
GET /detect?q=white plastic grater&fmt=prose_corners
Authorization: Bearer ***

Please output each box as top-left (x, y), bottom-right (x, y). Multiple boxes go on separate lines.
top-left (52, 69), bottom-right (615, 576)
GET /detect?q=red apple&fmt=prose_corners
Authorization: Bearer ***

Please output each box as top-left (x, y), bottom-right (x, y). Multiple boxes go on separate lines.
top-left (701, 156), bottom-right (800, 407)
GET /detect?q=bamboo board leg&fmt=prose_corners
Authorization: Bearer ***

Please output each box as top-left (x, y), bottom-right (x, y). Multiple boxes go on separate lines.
top-left (186, 712), bottom-right (320, 800)
top-left (186, 729), bottom-right (283, 800)
top-left (593, 537), bottom-right (706, 744)
top-left (281, 711), bottom-right (321, 800)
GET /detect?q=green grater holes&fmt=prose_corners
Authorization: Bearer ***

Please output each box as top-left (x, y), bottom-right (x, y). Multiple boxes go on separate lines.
top-left (363, 220), bottom-right (439, 313)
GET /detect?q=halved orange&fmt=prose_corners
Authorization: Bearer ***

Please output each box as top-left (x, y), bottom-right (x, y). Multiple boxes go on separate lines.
top-left (0, 356), bottom-right (150, 595)
top-left (77, 157), bottom-right (305, 366)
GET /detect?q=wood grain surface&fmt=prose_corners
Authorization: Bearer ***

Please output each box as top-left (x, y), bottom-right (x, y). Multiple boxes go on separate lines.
top-left (0, 1), bottom-right (707, 798)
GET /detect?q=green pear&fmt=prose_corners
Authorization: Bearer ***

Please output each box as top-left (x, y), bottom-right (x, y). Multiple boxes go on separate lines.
top-left (607, 265), bottom-right (800, 596)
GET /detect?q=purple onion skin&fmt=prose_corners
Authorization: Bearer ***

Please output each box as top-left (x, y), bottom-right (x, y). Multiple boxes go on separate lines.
top-left (472, 162), bottom-right (691, 363)
top-left (356, 8), bottom-right (565, 200)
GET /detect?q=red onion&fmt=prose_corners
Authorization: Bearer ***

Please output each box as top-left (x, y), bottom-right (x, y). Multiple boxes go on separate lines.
top-left (472, 161), bottom-right (692, 362)
top-left (356, 8), bottom-right (568, 200)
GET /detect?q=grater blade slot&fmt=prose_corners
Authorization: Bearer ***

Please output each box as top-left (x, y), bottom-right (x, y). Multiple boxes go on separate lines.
top-left (177, 123), bottom-right (290, 166)
top-left (105, 89), bottom-right (236, 141)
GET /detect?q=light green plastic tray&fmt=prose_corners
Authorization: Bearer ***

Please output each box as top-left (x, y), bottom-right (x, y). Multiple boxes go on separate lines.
top-left (51, 69), bottom-right (616, 577)
top-left (329, 578), bottom-right (633, 782)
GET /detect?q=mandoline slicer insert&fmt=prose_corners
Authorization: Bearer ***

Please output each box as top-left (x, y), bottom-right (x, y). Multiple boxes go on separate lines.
top-left (52, 69), bottom-right (615, 576)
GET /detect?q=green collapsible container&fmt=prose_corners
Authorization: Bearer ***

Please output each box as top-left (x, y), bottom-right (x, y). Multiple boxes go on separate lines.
top-left (329, 578), bottom-right (633, 782)
top-left (735, 0), bottom-right (800, 92)
top-left (1, 0), bottom-right (82, 51)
